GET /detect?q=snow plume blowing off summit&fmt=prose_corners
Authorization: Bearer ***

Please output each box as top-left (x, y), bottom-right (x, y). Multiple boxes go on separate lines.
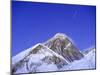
top-left (12, 33), bottom-right (96, 74)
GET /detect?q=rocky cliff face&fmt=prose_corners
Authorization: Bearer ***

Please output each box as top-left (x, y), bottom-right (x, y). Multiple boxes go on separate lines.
top-left (44, 33), bottom-right (84, 62)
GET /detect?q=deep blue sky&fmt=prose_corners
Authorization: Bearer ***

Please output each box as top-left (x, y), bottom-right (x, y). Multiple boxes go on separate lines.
top-left (12, 1), bottom-right (96, 56)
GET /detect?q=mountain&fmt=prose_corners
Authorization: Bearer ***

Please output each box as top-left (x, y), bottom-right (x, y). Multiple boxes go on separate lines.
top-left (12, 33), bottom-right (95, 74)
top-left (44, 33), bottom-right (84, 62)
top-left (12, 43), bottom-right (69, 74)
top-left (82, 46), bottom-right (95, 55)
top-left (61, 48), bottom-right (96, 70)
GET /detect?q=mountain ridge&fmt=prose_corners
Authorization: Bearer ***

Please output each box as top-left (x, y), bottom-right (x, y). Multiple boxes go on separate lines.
top-left (12, 33), bottom-right (95, 74)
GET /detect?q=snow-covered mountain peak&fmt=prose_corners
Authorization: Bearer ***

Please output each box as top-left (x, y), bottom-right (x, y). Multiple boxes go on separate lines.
top-left (12, 43), bottom-right (70, 74)
top-left (54, 33), bottom-right (67, 39)
top-left (12, 33), bottom-right (95, 74)
top-left (44, 33), bottom-right (84, 62)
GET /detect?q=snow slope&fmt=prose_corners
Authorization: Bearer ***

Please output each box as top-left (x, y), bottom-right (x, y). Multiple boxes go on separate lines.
top-left (12, 43), bottom-right (68, 74)
top-left (61, 48), bottom-right (96, 70)
top-left (12, 43), bottom-right (42, 65)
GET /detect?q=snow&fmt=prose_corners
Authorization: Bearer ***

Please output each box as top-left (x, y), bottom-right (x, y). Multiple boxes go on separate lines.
top-left (54, 33), bottom-right (73, 42)
top-left (13, 43), bottom-right (69, 74)
top-left (15, 63), bottom-right (29, 74)
top-left (61, 49), bottom-right (96, 70)
top-left (38, 48), bottom-right (53, 57)
top-left (42, 44), bottom-right (70, 64)
top-left (14, 51), bottom-right (57, 74)
top-left (54, 33), bottom-right (69, 39)
top-left (28, 54), bottom-right (44, 63)
top-left (12, 43), bottom-right (43, 65)
top-left (13, 47), bottom-right (96, 74)
top-left (26, 52), bottom-right (58, 73)
top-left (64, 42), bottom-right (71, 50)
top-left (44, 33), bottom-right (75, 45)
top-left (36, 63), bottom-right (58, 72)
